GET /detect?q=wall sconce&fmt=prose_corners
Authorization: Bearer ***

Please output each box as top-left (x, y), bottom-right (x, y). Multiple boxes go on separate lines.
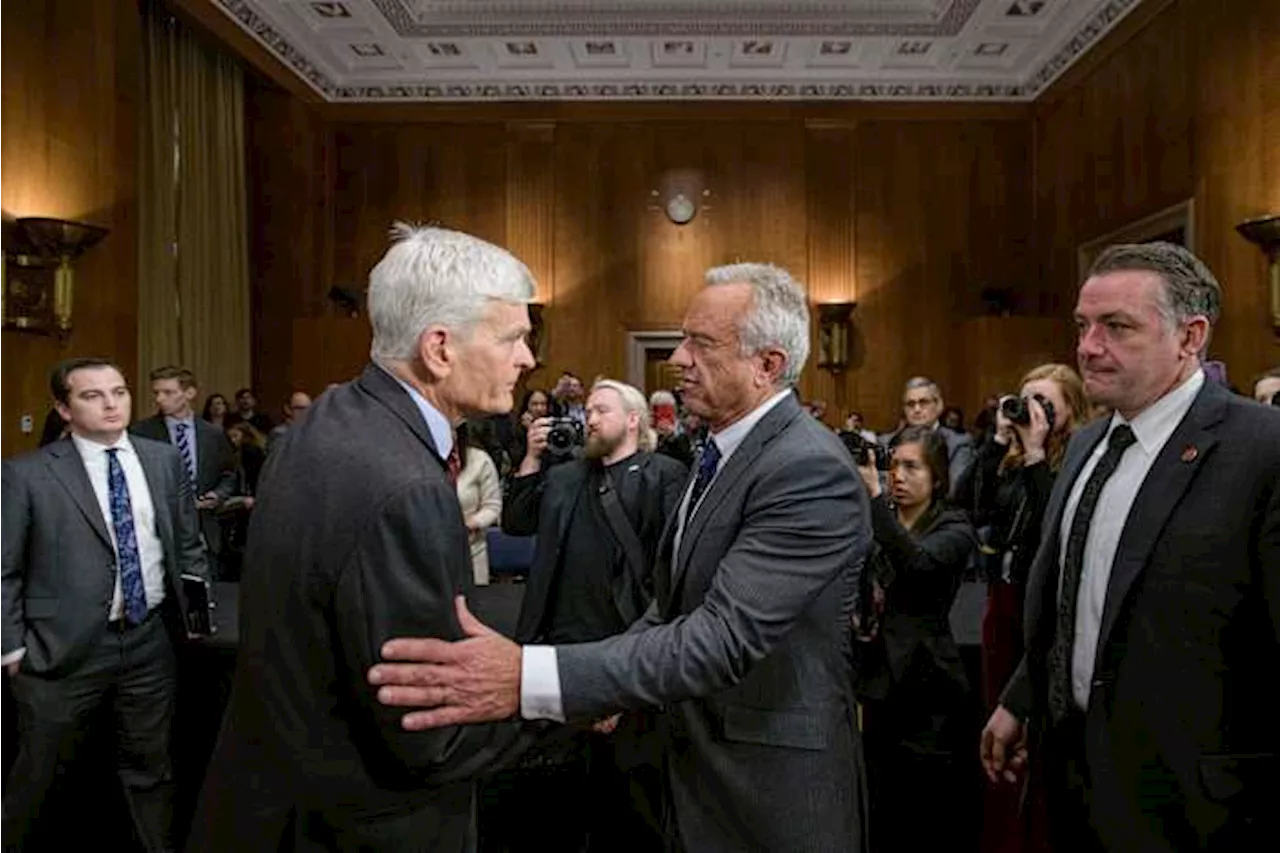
top-left (2, 215), bottom-right (109, 337)
top-left (1236, 214), bottom-right (1280, 334)
top-left (649, 169), bottom-right (711, 225)
top-left (527, 302), bottom-right (547, 367)
top-left (817, 302), bottom-right (856, 373)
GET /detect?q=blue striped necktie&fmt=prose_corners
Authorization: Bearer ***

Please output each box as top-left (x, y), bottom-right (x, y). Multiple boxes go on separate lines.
top-left (106, 449), bottom-right (149, 624)
top-left (175, 422), bottom-right (197, 489)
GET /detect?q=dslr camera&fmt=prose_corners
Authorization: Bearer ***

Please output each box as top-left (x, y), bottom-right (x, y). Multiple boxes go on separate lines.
top-left (840, 430), bottom-right (888, 471)
top-left (1000, 393), bottom-right (1056, 430)
top-left (544, 417), bottom-right (585, 464)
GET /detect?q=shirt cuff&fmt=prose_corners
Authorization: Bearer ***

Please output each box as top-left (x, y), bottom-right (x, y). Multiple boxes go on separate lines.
top-left (519, 645), bottom-right (565, 722)
top-left (2, 647), bottom-right (26, 667)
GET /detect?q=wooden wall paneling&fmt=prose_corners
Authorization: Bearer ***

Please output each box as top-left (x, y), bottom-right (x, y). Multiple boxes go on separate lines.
top-left (1033, 0), bottom-right (1279, 386)
top-left (246, 77), bottom-right (330, 410)
top-left (804, 121), bottom-right (857, 420)
top-left (2, 0), bottom-right (140, 458)
top-left (504, 122), bottom-right (556, 301)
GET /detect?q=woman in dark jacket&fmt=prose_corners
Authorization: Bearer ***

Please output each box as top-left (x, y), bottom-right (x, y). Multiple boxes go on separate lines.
top-left (855, 425), bottom-right (978, 853)
top-left (953, 362), bottom-right (1085, 853)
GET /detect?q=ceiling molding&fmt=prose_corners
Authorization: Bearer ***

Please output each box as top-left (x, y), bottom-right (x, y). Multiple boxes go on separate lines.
top-left (206, 0), bottom-right (1145, 103)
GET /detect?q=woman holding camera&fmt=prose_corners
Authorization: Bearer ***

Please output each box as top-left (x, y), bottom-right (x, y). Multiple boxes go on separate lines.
top-left (855, 426), bottom-right (978, 853)
top-left (955, 362), bottom-right (1085, 853)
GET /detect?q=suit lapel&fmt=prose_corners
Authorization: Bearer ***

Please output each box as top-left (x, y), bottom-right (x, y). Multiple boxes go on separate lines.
top-left (669, 395), bottom-right (803, 601)
top-left (45, 441), bottom-right (113, 550)
top-left (134, 440), bottom-right (174, 554)
top-left (1093, 383), bottom-right (1225, 669)
top-left (357, 363), bottom-right (444, 461)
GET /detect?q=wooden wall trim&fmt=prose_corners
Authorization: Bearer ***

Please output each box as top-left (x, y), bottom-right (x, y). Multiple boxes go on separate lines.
top-left (320, 100), bottom-right (1031, 124)
top-left (1035, 0), bottom-right (1179, 105)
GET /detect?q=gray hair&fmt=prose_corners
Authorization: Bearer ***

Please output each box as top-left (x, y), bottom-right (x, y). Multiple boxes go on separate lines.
top-left (1087, 242), bottom-right (1222, 330)
top-left (903, 376), bottom-right (942, 400)
top-left (592, 379), bottom-right (656, 452)
top-left (648, 390), bottom-right (676, 408)
top-left (704, 263), bottom-right (810, 386)
top-left (367, 223), bottom-right (535, 361)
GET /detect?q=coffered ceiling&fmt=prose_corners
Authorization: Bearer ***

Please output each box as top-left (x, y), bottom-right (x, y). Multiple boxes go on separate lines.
top-left (212, 0), bottom-right (1141, 101)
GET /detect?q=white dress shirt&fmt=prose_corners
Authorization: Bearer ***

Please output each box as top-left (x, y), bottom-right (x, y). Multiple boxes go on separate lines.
top-left (1060, 369), bottom-right (1203, 709)
top-left (67, 434), bottom-right (169, 624)
top-left (520, 387), bottom-right (796, 723)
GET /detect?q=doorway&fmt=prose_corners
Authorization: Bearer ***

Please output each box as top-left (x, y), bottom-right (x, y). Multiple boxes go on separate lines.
top-left (626, 331), bottom-right (685, 395)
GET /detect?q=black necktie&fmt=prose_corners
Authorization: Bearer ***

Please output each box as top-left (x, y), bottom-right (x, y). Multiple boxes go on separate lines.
top-left (1048, 424), bottom-right (1137, 721)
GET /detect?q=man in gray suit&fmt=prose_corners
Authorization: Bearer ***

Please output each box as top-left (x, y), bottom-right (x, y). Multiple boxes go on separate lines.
top-left (370, 263), bottom-right (872, 852)
top-left (2, 357), bottom-right (210, 851)
top-left (880, 377), bottom-right (975, 497)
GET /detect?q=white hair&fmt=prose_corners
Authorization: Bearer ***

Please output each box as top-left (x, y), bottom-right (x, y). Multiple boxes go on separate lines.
top-left (592, 378), bottom-right (656, 452)
top-left (367, 223), bottom-right (535, 361)
top-left (704, 263), bottom-right (810, 386)
top-left (648, 390), bottom-right (676, 408)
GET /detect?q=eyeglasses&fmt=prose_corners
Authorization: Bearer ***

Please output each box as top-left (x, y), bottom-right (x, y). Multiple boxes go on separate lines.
top-left (903, 398), bottom-right (938, 409)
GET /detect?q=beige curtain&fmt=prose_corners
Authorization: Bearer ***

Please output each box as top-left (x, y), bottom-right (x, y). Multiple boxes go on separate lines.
top-left (138, 0), bottom-right (249, 414)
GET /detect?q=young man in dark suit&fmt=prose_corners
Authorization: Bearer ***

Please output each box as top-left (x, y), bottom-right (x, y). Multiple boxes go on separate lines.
top-left (131, 366), bottom-right (237, 570)
top-left (2, 357), bottom-right (210, 851)
top-left (982, 243), bottom-right (1280, 851)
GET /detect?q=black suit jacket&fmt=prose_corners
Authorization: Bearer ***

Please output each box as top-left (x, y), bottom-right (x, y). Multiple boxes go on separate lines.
top-left (1, 436), bottom-right (209, 677)
top-left (505, 452), bottom-right (687, 643)
top-left (131, 415), bottom-right (236, 551)
top-left (1001, 380), bottom-right (1280, 851)
top-left (188, 365), bottom-right (541, 853)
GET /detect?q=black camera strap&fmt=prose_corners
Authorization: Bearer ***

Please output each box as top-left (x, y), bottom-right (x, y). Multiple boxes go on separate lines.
top-left (593, 465), bottom-right (650, 625)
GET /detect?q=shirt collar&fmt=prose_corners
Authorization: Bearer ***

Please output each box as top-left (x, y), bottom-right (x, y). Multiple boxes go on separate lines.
top-left (378, 364), bottom-right (454, 459)
top-left (1109, 368), bottom-right (1204, 454)
top-left (164, 414), bottom-right (195, 429)
top-left (71, 431), bottom-right (136, 459)
top-left (707, 388), bottom-right (793, 463)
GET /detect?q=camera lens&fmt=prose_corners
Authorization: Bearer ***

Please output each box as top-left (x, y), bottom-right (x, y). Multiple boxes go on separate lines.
top-left (1000, 395), bottom-right (1030, 426)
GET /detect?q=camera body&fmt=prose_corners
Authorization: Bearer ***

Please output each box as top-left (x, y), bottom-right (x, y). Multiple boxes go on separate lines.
top-left (1000, 393), bottom-right (1056, 430)
top-left (545, 417), bottom-right (585, 463)
top-left (839, 430), bottom-right (888, 471)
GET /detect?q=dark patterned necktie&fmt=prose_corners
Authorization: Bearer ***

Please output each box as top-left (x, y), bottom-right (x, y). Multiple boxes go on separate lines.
top-left (687, 439), bottom-right (722, 513)
top-left (446, 441), bottom-right (462, 486)
top-left (175, 422), bottom-right (197, 489)
top-left (1048, 424), bottom-right (1137, 721)
top-left (106, 449), bottom-right (149, 624)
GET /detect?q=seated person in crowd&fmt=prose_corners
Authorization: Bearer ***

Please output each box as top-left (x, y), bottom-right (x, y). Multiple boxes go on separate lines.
top-left (854, 425), bottom-right (978, 853)
top-left (202, 393), bottom-right (229, 430)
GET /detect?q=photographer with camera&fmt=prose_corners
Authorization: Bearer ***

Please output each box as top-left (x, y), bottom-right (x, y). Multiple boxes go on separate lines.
top-left (494, 378), bottom-right (687, 852)
top-left (852, 426), bottom-right (979, 853)
top-left (954, 363), bottom-right (1085, 853)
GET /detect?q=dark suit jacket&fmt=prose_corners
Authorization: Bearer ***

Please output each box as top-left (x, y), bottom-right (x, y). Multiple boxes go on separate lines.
top-left (1001, 380), bottom-right (1280, 851)
top-left (507, 452), bottom-right (687, 643)
top-left (554, 394), bottom-right (871, 852)
top-left (188, 365), bottom-right (540, 853)
top-left (858, 501), bottom-right (976, 703)
top-left (1, 436), bottom-right (209, 677)
top-left (131, 415), bottom-right (236, 551)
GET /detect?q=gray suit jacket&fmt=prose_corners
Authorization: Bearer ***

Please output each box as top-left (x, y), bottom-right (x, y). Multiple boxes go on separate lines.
top-left (556, 394), bottom-right (871, 852)
top-left (1, 436), bottom-right (209, 677)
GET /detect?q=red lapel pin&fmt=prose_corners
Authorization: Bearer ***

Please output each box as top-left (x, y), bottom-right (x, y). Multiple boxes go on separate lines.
top-left (1180, 444), bottom-right (1198, 463)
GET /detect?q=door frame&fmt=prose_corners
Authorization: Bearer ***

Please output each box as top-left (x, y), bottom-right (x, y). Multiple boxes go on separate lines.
top-left (626, 330), bottom-right (685, 391)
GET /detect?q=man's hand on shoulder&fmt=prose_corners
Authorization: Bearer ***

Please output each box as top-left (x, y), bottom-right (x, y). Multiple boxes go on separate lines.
top-left (369, 596), bottom-right (522, 730)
